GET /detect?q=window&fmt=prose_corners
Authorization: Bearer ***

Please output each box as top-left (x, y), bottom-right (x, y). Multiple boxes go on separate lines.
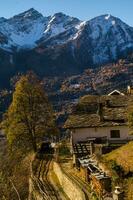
top-left (110, 130), bottom-right (120, 138)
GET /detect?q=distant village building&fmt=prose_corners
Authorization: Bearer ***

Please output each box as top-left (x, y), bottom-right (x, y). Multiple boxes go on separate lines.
top-left (64, 91), bottom-right (133, 145)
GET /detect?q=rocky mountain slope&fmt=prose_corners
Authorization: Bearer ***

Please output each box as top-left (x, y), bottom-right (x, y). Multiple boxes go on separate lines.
top-left (0, 8), bottom-right (133, 86)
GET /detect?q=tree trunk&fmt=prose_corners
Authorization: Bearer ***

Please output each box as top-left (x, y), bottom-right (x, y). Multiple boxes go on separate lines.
top-left (31, 132), bottom-right (37, 152)
top-left (32, 139), bottom-right (37, 152)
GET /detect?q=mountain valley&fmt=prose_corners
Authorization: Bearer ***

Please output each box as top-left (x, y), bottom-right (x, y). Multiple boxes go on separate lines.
top-left (0, 9), bottom-right (133, 124)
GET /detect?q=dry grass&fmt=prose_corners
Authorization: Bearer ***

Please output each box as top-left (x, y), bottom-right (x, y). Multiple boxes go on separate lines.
top-left (103, 141), bottom-right (133, 173)
top-left (0, 140), bottom-right (33, 200)
top-left (124, 178), bottom-right (133, 200)
top-left (102, 142), bottom-right (133, 199)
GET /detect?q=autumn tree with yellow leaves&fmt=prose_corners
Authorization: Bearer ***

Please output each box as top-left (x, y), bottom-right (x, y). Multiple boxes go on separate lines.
top-left (2, 72), bottom-right (56, 152)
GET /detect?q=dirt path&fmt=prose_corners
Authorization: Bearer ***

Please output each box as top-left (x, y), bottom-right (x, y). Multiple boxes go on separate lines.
top-left (32, 157), bottom-right (61, 200)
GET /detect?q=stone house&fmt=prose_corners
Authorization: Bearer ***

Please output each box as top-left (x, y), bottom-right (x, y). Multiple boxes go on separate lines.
top-left (64, 92), bottom-right (133, 145)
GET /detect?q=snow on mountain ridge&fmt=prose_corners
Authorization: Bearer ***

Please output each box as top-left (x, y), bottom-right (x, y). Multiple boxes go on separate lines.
top-left (0, 9), bottom-right (82, 50)
top-left (0, 9), bottom-right (133, 67)
top-left (42, 12), bottom-right (81, 43)
top-left (0, 17), bottom-right (47, 49)
top-left (10, 8), bottom-right (43, 20)
top-left (88, 15), bottom-right (133, 63)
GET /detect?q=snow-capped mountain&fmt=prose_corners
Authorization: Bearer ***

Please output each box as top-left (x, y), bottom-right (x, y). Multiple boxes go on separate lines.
top-left (87, 14), bottom-right (133, 64)
top-left (0, 8), bottom-right (47, 50)
top-left (0, 8), bottom-right (81, 50)
top-left (0, 9), bottom-right (133, 66)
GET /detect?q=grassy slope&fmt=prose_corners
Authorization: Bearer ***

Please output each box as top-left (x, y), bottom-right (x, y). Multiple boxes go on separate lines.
top-left (0, 140), bottom-right (33, 200)
top-left (103, 141), bottom-right (133, 199)
top-left (103, 141), bottom-right (133, 173)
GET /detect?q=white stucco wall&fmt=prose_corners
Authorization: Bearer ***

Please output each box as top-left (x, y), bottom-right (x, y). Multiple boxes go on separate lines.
top-left (71, 126), bottom-right (132, 144)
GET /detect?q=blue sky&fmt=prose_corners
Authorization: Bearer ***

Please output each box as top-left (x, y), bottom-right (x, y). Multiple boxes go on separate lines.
top-left (0, 0), bottom-right (133, 26)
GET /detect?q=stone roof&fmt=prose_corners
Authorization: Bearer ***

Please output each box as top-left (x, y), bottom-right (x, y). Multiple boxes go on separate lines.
top-left (64, 94), bottom-right (132, 129)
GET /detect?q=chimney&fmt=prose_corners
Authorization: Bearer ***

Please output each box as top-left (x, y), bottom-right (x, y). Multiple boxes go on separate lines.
top-left (127, 85), bottom-right (131, 95)
top-left (127, 85), bottom-right (133, 95)
top-left (97, 102), bottom-right (104, 121)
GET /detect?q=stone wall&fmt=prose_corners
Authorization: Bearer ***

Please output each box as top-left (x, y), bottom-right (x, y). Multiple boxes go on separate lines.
top-left (53, 162), bottom-right (85, 200)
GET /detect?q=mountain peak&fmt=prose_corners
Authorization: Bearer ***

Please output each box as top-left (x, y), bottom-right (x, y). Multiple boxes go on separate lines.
top-left (104, 14), bottom-right (113, 20)
top-left (88, 14), bottom-right (125, 29)
top-left (11, 8), bottom-right (43, 20)
top-left (53, 12), bottom-right (66, 18)
top-left (49, 12), bottom-right (80, 26)
top-left (89, 14), bottom-right (116, 22)
top-left (50, 12), bottom-right (70, 23)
